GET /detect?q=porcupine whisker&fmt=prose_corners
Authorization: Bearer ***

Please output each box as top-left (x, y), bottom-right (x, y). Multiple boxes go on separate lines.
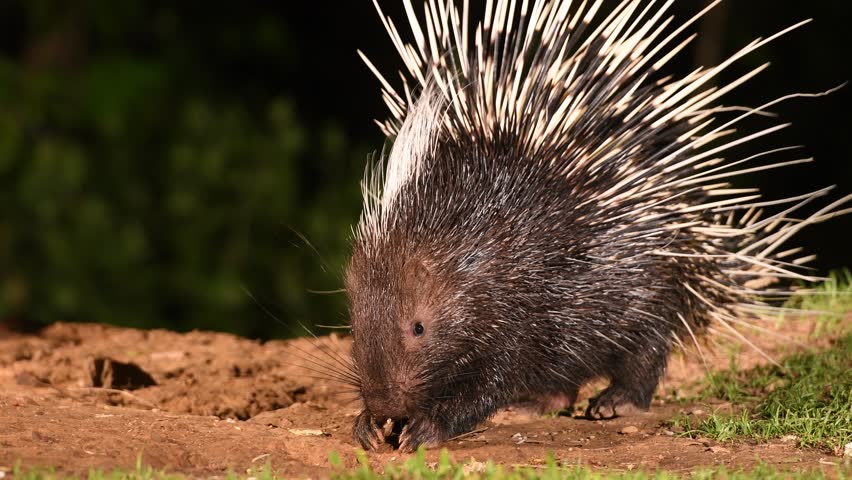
top-left (246, 296), bottom-right (359, 385)
top-left (336, 395), bottom-right (365, 409)
top-left (272, 346), bottom-right (360, 388)
top-left (242, 287), bottom-right (361, 387)
top-left (279, 336), bottom-right (361, 387)
top-left (325, 387), bottom-right (362, 395)
top-left (294, 320), bottom-right (358, 375)
top-left (265, 302), bottom-right (357, 383)
top-left (284, 225), bottom-right (334, 275)
top-left (297, 322), bottom-right (354, 370)
top-left (281, 324), bottom-right (356, 375)
top-left (285, 343), bottom-right (361, 387)
top-left (330, 396), bottom-right (364, 409)
top-left (323, 387), bottom-right (364, 399)
top-left (290, 371), bottom-right (356, 388)
top-left (256, 340), bottom-right (355, 389)
top-left (296, 375), bottom-right (356, 391)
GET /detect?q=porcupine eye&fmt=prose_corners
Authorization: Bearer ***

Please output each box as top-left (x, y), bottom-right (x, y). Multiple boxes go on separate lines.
top-left (413, 322), bottom-right (425, 336)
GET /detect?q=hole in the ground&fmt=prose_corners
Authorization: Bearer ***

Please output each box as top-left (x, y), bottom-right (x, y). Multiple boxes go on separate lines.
top-left (384, 418), bottom-right (407, 449)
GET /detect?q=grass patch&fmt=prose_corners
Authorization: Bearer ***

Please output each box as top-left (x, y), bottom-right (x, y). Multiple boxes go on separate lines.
top-left (783, 268), bottom-right (852, 336)
top-left (5, 457), bottom-right (277, 480)
top-left (7, 459), bottom-right (187, 480)
top-left (7, 451), bottom-right (849, 480)
top-left (328, 449), bottom-right (846, 480)
top-left (674, 334), bottom-right (852, 451)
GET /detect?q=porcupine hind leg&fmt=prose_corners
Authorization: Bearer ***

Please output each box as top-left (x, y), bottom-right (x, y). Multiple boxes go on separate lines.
top-left (585, 346), bottom-right (669, 419)
top-left (533, 388), bottom-right (580, 414)
top-left (511, 387), bottom-right (580, 415)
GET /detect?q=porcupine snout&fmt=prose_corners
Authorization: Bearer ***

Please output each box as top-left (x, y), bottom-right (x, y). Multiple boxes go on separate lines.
top-left (362, 374), bottom-right (422, 420)
top-left (353, 349), bottom-right (434, 450)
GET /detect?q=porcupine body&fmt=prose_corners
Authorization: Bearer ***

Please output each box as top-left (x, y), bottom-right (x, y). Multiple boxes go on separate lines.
top-left (345, 0), bottom-right (851, 451)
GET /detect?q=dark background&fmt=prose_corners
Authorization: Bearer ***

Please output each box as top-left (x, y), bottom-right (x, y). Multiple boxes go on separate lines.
top-left (0, 1), bottom-right (849, 339)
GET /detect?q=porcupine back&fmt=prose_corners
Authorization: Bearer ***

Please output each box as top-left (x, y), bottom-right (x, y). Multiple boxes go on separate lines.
top-left (346, 0), bottom-right (852, 451)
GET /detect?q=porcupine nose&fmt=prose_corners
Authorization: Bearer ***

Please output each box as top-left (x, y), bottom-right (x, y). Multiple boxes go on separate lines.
top-left (390, 388), bottom-right (417, 417)
top-left (373, 380), bottom-right (419, 418)
top-left (363, 381), bottom-right (417, 419)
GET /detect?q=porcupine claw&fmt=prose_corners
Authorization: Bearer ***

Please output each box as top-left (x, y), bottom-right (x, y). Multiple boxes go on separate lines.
top-left (353, 410), bottom-right (385, 450)
top-left (398, 415), bottom-right (442, 453)
top-left (585, 387), bottom-right (647, 419)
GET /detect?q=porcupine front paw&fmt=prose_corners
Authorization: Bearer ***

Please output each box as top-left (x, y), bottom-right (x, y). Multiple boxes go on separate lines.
top-left (585, 386), bottom-right (649, 419)
top-left (353, 410), bottom-right (386, 450)
top-left (398, 414), bottom-right (446, 452)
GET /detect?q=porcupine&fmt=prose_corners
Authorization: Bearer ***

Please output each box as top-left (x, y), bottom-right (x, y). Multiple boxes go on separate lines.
top-left (344, 0), bottom-right (851, 452)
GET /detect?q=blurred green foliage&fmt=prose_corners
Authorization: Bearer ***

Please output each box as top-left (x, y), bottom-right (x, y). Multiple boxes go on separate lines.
top-left (0, 2), bottom-right (365, 337)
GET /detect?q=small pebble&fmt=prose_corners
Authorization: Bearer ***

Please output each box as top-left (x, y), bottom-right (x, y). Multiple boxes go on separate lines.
top-left (463, 461), bottom-right (487, 474)
top-left (288, 428), bottom-right (327, 437)
top-left (619, 426), bottom-right (639, 434)
top-left (707, 446), bottom-right (730, 454)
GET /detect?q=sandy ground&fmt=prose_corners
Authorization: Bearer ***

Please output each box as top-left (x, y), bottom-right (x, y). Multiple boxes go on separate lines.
top-left (0, 320), bottom-right (847, 478)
